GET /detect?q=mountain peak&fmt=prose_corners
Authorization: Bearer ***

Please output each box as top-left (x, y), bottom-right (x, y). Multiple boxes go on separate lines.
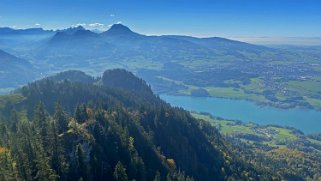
top-left (103, 24), bottom-right (139, 37)
top-left (109, 23), bottom-right (132, 32)
top-left (74, 25), bottom-right (85, 30)
top-left (50, 26), bottom-right (97, 43)
top-left (60, 26), bottom-right (86, 34)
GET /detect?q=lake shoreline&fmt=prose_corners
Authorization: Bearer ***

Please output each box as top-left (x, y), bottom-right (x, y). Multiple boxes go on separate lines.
top-left (160, 94), bottom-right (321, 134)
top-left (162, 92), bottom-right (319, 112)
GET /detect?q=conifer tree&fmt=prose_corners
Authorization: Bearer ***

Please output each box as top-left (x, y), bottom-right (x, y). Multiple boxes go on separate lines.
top-left (75, 104), bottom-right (88, 124)
top-left (75, 144), bottom-right (89, 181)
top-left (114, 161), bottom-right (129, 181)
top-left (48, 120), bottom-right (69, 180)
top-left (33, 120), bottom-right (58, 181)
top-left (54, 102), bottom-right (69, 134)
top-left (9, 109), bottom-right (19, 132)
top-left (33, 103), bottom-right (49, 145)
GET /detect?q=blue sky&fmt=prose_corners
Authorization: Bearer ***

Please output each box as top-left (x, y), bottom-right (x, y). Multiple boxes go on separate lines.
top-left (0, 0), bottom-right (321, 38)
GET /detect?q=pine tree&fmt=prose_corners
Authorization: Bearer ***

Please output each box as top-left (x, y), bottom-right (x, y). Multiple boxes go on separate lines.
top-left (0, 123), bottom-right (8, 146)
top-left (113, 161), bottom-right (129, 181)
top-left (33, 122), bottom-right (58, 181)
top-left (33, 103), bottom-right (49, 145)
top-left (13, 120), bottom-right (34, 181)
top-left (48, 120), bottom-right (69, 180)
top-left (31, 104), bottom-right (58, 181)
top-left (75, 144), bottom-right (89, 181)
top-left (54, 102), bottom-right (69, 134)
top-left (9, 109), bottom-right (19, 132)
top-left (75, 104), bottom-right (88, 124)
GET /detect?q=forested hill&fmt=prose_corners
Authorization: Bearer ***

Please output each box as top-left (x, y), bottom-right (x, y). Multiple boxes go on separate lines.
top-left (0, 69), bottom-right (273, 181)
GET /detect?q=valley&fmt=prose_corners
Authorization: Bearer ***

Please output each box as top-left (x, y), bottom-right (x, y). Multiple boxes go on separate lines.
top-left (1, 25), bottom-right (321, 112)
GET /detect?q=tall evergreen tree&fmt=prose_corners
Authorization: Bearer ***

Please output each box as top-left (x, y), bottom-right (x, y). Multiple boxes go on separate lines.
top-left (114, 161), bottom-right (129, 181)
top-left (54, 102), bottom-right (69, 134)
top-left (33, 120), bottom-right (58, 181)
top-left (9, 109), bottom-right (19, 132)
top-left (75, 144), bottom-right (89, 181)
top-left (14, 120), bottom-right (34, 181)
top-left (75, 104), bottom-right (88, 124)
top-left (47, 120), bottom-right (69, 180)
top-left (33, 103), bottom-right (49, 144)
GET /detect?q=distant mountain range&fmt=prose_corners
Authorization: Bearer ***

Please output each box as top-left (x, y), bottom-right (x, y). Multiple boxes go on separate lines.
top-left (0, 24), bottom-right (280, 65)
top-left (34, 23), bottom-right (280, 68)
top-left (0, 27), bottom-right (54, 35)
top-left (1, 24), bottom-right (321, 111)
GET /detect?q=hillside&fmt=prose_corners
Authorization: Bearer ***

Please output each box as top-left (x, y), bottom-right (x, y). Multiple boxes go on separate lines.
top-left (0, 69), bottom-right (272, 181)
top-left (192, 112), bottom-right (321, 180)
top-left (0, 49), bottom-right (38, 91)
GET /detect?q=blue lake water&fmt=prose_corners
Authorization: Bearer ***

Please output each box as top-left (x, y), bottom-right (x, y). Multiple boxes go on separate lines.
top-left (160, 95), bottom-right (321, 134)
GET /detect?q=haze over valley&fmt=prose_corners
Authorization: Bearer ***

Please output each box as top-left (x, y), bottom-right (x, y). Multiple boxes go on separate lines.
top-left (2, 24), bottom-right (321, 111)
top-left (1, 1), bottom-right (321, 180)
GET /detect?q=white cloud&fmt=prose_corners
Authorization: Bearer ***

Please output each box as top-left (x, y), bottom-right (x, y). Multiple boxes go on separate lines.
top-left (110, 14), bottom-right (115, 17)
top-left (76, 23), bottom-right (87, 27)
top-left (116, 21), bottom-right (122, 24)
top-left (88, 23), bottom-right (104, 27)
top-left (35, 23), bottom-right (41, 26)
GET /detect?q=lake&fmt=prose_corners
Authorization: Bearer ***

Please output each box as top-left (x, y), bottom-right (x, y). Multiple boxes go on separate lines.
top-left (160, 95), bottom-right (321, 134)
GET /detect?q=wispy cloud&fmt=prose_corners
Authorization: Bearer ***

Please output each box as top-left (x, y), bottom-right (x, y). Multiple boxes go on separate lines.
top-left (110, 14), bottom-right (115, 17)
top-left (116, 21), bottom-right (122, 24)
top-left (88, 23), bottom-right (104, 28)
top-left (72, 22), bottom-right (105, 30)
top-left (76, 23), bottom-right (86, 27)
top-left (35, 23), bottom-right (41, 26)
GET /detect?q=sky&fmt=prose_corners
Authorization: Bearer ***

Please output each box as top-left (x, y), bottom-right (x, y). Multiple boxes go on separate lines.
top-left (0, 0), bottom-right (321, 39)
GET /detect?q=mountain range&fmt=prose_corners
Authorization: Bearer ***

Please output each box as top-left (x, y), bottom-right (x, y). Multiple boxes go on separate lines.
top-left (1, 24), bottom-right (321, 110)
top-left (0, 27), bottom-right (53, 36)
top-left (0, 23), bottom-right (279, 80)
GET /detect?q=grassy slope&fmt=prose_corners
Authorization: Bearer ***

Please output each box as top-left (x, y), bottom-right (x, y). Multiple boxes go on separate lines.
top-left (159, 74), bottom-right (321, 110)
top-left (191, 112), bottom-right (321, 179)
top-left (191, 113), bottom-right (300, 144)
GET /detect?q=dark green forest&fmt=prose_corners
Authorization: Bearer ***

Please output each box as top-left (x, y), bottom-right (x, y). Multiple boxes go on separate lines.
top-left (0, 69), bottom-right (313, 180)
